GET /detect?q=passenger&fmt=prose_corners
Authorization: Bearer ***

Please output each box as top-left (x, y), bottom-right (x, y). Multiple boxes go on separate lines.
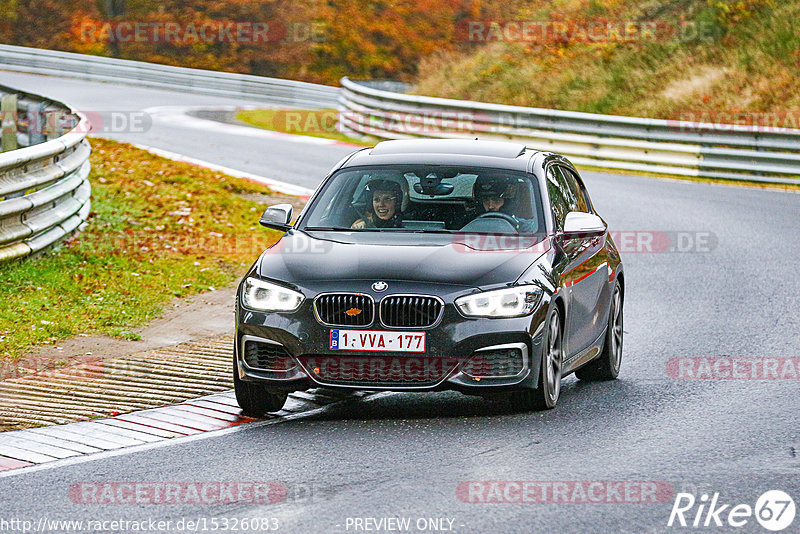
top-left (351, 179), bottom-right (404, 229)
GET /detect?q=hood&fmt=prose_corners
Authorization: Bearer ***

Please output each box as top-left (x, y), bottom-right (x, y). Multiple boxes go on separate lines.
top-left (256, 230), bottom-right (550, 288)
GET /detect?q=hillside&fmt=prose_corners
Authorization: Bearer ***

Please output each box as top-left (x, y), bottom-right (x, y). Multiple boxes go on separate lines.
top-left (414, 0), bottom-right (799, 121)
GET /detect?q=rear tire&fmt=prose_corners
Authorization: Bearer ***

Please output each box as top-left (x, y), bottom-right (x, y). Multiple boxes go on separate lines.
top-left (509, 306), bottom-right (563, 411)
top-left (233, 351), bottom-right (288, 416)
top-left (575, 282), bottom-right (623, 381)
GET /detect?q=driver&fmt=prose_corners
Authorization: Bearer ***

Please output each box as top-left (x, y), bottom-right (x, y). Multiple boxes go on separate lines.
top-left (472, 174), bottom-right (536, 232)
top-left (351, 179), bottom-right (404, 229)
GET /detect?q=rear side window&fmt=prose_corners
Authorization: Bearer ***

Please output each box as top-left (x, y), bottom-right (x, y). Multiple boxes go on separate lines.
top-left (558, 166), bottom-right (590, 213)
top-left (546, 166), bottom-right (571, 230)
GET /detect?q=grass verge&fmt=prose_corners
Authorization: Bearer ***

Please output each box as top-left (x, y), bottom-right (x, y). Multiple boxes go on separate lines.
top-left (0, 138), bottom-right (295, 362)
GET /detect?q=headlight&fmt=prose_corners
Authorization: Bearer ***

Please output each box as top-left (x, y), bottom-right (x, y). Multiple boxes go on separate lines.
top-left (455, 285), bottom-right (541, 318)
top-left (242, 277), bottom-right (304, 312)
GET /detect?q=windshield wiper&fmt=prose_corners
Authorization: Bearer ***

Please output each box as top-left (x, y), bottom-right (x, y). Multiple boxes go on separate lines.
top-left (303, 226), bottom-right (350, 231)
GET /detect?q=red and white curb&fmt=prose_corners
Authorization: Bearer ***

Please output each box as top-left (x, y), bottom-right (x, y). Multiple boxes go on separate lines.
top-left (0, 391), bottom-right (252, 471)
top-left (0, 389), bottom-right (377, 473)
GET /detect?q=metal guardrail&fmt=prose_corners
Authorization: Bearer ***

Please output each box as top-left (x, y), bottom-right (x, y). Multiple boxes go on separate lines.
top-left (0, 44), bottom-right (340, 109)
top-left (338, 77), bottom-right (800, 184)
top-left (0, 84), bottom-right (91, 263)
top-left (3, 46), bottom-right (796, 184)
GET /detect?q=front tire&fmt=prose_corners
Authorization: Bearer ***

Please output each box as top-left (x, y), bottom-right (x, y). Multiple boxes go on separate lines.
top-left (509, 306), bottom-right (563, 411)
top-left (233, 352), bottom-right (288, 416)
top-left (576, 282), bottom-right (623, 381)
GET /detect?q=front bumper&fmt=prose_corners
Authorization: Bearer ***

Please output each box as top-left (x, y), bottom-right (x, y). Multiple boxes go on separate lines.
top-left (235, 289), bottom-right (547, 394)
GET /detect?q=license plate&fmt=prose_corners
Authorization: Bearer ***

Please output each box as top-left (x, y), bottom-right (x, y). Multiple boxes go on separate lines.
top-left (330, 329), bottom-right (426, 353)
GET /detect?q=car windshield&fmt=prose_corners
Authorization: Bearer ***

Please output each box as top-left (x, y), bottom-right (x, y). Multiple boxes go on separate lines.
top-left (300, 165), bottom-right (545, 234)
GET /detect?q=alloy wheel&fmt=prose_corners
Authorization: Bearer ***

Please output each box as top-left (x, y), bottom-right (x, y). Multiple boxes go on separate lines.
top-left (609, 286), bottom-right (623, 374)
top-left (545, 312), bottom-right (563, 403)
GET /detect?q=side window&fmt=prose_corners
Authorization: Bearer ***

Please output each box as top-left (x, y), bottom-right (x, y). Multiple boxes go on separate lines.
top-left (558, 166), bottom-right (590, 213)
top-left (546, 166), bottom-right (571, 230)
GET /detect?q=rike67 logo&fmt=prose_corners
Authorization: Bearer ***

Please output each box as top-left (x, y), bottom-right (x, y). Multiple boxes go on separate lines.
top-left (668, 490), bottom-right (796, 531)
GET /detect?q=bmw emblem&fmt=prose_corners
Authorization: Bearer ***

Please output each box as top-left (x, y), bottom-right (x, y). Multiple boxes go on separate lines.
top-left (372, 281), bottom-right (388, 292)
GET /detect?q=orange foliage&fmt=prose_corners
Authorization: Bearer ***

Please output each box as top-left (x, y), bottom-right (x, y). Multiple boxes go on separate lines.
top-left (0, 0), bottom-right (525, 84)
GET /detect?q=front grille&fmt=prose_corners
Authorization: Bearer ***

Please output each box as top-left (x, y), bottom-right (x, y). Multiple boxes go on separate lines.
top-left (462, 347), bottom-right (524, 378)
top-left (380, 295), bottom-right (443, 328)
top-left (314, 294), bottom-right (374, 326)
top-left (243, 339), bottom-right (298, 378)
top-left (298, 355), bottom-right (460, 388)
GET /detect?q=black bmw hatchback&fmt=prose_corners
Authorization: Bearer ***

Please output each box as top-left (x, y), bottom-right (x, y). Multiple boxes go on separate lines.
top-left (234, 139), bottom-right (624, 414)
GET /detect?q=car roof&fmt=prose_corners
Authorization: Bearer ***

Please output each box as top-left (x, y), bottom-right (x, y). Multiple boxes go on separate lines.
top-left (341, 139), bottom-right (542, 172)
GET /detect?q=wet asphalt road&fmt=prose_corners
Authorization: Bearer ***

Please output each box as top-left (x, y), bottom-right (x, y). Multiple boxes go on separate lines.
top-left (1, 70), bottom-right (799, 533)
top-left (0, 70), bottom-right (349, 188)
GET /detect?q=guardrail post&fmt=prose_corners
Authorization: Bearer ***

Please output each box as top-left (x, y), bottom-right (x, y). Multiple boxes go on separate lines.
top-left (1, 94), bottom-right (18, 152)
top-left (27, 102), bottom-right (46, 146)
top-left (45, 110), bottom-right (62, 140)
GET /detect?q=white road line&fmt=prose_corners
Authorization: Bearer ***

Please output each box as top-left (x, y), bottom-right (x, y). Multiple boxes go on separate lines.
top-left (131, 143), bottom-right (316, 197)
top-left (142, 105), bottom-right (355, 147)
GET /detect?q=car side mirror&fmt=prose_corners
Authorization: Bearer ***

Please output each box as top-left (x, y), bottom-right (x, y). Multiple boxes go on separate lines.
top-left (259, 204), bottom-right (293, 231)
top-left (562, 212), bottom-right (606, 238)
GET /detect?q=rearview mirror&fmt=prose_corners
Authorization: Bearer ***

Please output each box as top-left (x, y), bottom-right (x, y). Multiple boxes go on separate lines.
top-left (413, 182), bottom-right (454, 196)
top-left (259, 204), bottom-right (293, 231)
top-left (414, 174), bottom-right (454, 196)
top-left (562, 212), bottom-right (606, 237)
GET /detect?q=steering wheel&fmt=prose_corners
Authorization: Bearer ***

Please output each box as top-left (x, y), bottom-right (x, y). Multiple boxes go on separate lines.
top-left (476, 211), bottom-right (519, 229)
